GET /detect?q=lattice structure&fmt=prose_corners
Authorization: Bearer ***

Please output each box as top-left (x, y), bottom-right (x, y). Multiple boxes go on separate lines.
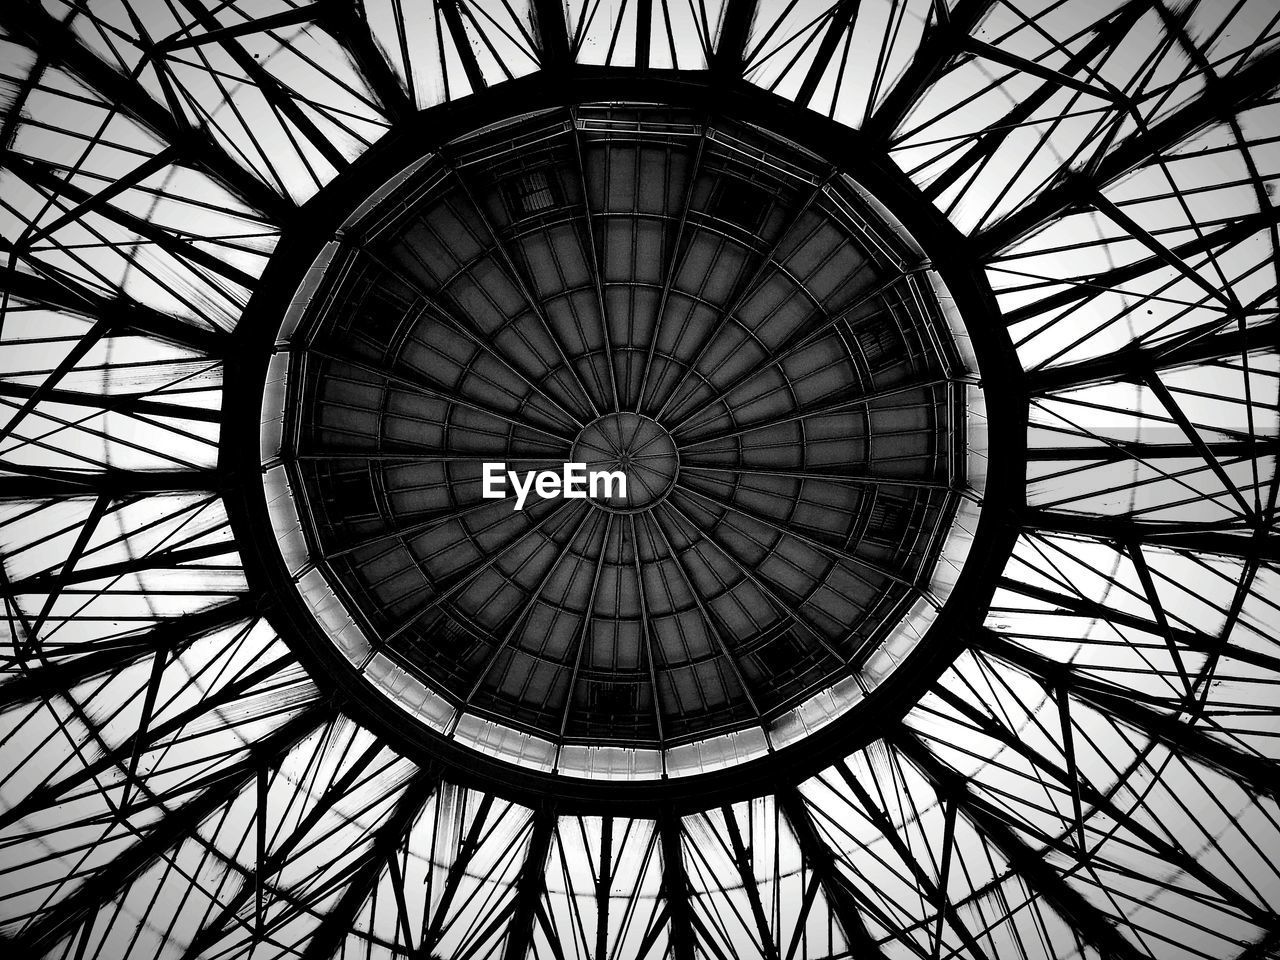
top-left (0, 1), bottom-right (1276, 959)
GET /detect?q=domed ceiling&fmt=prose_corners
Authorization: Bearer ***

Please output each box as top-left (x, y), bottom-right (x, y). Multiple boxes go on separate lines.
top-left (265, 101), bottom-right (989, 781)
top-left (0, 0), bottom-right (1277, 958)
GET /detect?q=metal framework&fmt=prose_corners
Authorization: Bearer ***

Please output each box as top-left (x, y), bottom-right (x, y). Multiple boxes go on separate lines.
top-left (278, 102), bottom-right (974, 772)
top-left (0, 0), bottom-right (1275, 958)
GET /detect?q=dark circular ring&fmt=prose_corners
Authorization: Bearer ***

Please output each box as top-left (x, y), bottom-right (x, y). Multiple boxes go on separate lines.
top-left (223, 68), bottom-right (1027, 815)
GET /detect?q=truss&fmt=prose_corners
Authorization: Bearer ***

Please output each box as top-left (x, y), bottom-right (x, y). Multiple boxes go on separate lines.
top-left (0, 0), bottom-right (1276, 958)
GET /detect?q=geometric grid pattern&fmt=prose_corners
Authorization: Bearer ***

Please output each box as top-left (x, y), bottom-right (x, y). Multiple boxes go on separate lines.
top-left (0, 1), bottom-right (1275, 958)
top-left (286, 105), bottom-right (968, 757)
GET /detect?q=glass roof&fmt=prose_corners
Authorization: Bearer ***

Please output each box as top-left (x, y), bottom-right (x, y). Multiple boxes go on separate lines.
top-left (0, 0), bottom-right (1277, 958)
top-left (262, 104), bottom-right (984, 779)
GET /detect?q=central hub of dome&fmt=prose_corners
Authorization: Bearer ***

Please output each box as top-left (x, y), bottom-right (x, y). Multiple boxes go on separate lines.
top-left (570, 413), bottom-right (678, 512)
top-left (260, 100), bottom-right (987, 787)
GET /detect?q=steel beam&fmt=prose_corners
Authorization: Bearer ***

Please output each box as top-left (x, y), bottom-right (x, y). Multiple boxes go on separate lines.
top-left (863, 0), bottom-right (995, 142)
top-left (177, 736), bottom-right (392, 959)
top-left (417, 793), bottom-right (497, 956)
top-left (892, 730), bottom-right (1145, 960)
top-left (711, 0), bottom-right (757, 77)
top-left (659, 815), bottom-right (696, 960)
top-left (503, 808), bottom-right (556, 960)
top-left (777, 788), bottom-right (886, 959)
top-left (300, 771), bottom-right (439, 960)
top-left (0, 0), bottom-right (292, 223)
top-left (531, 0), bottom-right (571, 67)
top-left (0, 379), bottom-right (222, 425)
top-left (5, 540), bottom-right (236, 595)
top-left (0, 266), bottom-right (229, 354)
top-left (721, 808), bottom-right (779, 960)
top-left (976, 630), bottom-right (1280, 802)
top-left (0, 652), bottom-right (297, 830)
top-left (977, 45), bottom-right (1280, 256)
top-left (794, 0), bottom-right (862, 109)
top-left (9, 704), bottom-right (330, 955)
top-left (6, 154), bottom-right (259, 291)
top-left (924, 0), bottom-right (1150, 202)
top-left (832, 762), bottom-right (992, 960)
top-left (1027, 438), bottom-right (1276, 461)
top-left (0, 464), bottom-right (217, 500)
top-left (317, 2), bottom-right (416, 121)
top-left (0, 597), bottom-right (252, 711)
top-left (171, 0), bottom-right (350, 173)
top-left (923, 682), bottom-right (1266, 921)
top-left (1026, 319), bottom-right (1280, 392)
top-left (1239, 925), bottom-right (1280, 960)
top-left (1024, 508), bottom-right (1275, 562)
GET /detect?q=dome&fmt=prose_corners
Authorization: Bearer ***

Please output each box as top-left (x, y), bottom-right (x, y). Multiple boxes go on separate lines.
top-left (0, 0), bottom-right (1276, 958)
top-left (262, 101), bottom-right (990, 783)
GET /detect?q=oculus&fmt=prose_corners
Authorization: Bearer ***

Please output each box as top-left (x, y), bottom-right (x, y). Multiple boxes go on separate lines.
top-left (256, 99), bottom-right (997, 790)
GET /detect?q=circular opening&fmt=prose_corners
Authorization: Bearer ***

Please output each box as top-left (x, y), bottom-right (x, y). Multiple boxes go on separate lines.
top-left (249, 92), bottom-right (1007, 798)
top-left (570, 413), bottom-right (679, 512)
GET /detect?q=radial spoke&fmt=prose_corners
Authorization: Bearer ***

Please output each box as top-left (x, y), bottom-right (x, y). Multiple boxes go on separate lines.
top-left (358, 249), bottom-right (588, 430)
top-left (503, 809), bottom-right (556, 960)
top-left (658, 498), bottom-right (846, 665)
top-left (380, 497), bottom-right (580, 646)
top-left (460, 504), bottom-right (598, 705)
top-left (654, 176), bottom-right (834, 422)
top-left (975, 629), bottom-right (1280, 802)
top-left (446, 162), bottom-right (605, 418)
top-left (299, 771), bottom-right (439, 960)
top-left (569, 112), bottom-right (621, 411)
top-left (663, 268), bottom-right (923, 436)
top-left (673, 480), bottom-right (923, 593)
top-left (0, 0), bottom-right (291, 222)
top-left (975, 44), bottom-right (1280, 256)
top-left (307, 347), bottom-right (577, 446)
top-left (891, 730), bottom-right (1147, 960)
top-left (635, 126), bottom-right (708, 414)
top-left (555, 513), bottom-right (614, 744)
top-left (644, 508), bottom-right (771, 732)
top-left (777, 787), bottom-right (888, 959)
top-left (6, 704), bottom-right (332, 955)
top-left (628, 513), bottom-right (668, 748)
top-left (675, 379), bottom-right (949, 448)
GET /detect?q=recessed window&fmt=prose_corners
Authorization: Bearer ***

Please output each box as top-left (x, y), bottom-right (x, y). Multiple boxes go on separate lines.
top-left (709, 177), bottom-right (771, 231)
top-left (504, 169), bottom-right (560, 218)
top-left (589, 681), bottom-right (638, 717)
top-left (351, 285), bottom-right (407, 346)
top-left (866, 492), bottom-right (911, 542)
top-left (756, 633), bottom-right (802, 677)
top-left (325, 468), bottom-right (379, 518)
top-left (856, 316), bottom-right (902, 369)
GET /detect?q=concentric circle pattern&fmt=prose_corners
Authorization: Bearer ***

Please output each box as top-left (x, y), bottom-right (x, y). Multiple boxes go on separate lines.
top-left (0, 1), bottom-right (1278, 959)
top-left (278, 105), bottom-right (978, 773)
top-left (570, 412), bottom-right (677, 512)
